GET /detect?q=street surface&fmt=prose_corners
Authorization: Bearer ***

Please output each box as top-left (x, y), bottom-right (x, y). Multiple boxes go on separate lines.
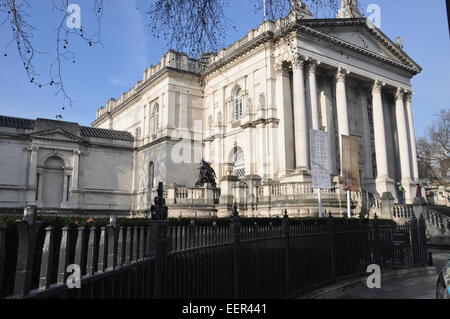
top-left (334, 249), bottom-right (448, 299)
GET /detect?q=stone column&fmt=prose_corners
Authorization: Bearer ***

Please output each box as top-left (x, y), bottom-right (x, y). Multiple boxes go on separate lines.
top-left (291, 55), bottom-right (309, 173)
top-left (335, 67), bottom-right (350, 175)
top-left (275, 62), bottom-right (295, 176)
top-left (321, 81), bottom-right (338, 175)
top-left (360, 87), bottom-right (374, 180)
top-left (308, 59), bottom-right (320, 130)
top-left (372, 80), bottom-right (391, 193)
top-left (405, 91), bottom-right (419, 180)
top-left (395, 88), bottom-right (413, 202)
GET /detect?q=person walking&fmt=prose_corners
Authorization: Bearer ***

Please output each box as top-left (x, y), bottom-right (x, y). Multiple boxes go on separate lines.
top-left (397, 183), bottom-right (405, 204)
top-left (415, 183), bottom-right (422, 198)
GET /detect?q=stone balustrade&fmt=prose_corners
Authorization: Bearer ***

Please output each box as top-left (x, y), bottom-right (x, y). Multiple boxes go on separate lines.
top-left (150, 184), bottom-right (220, 206)
top-left (255, 181), bottom-right (337, 203)
top-left (392, 204), bottom-right (414, 221)
top-left (426, 186), bottom-right (450, 207)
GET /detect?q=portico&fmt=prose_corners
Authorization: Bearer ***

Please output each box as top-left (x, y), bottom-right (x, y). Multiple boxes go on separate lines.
top-left (273, 50), bottom-right (420, 203)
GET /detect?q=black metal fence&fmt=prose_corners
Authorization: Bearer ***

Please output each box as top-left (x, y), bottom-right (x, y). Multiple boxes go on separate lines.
top-left (0, 200), bottom-right (428, 299)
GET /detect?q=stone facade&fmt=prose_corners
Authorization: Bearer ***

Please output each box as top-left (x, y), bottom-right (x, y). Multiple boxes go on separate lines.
top-left (0, 7), bottom-right (422, 217)
top-left (0, 117), bottom-right (134, 215)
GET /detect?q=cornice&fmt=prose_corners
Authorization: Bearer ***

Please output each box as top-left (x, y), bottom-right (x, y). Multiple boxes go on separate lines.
top-left (93, 66), bottom-right (203, 127)
top-left (203, 32), bottom-right (275, 78)
top-left (204, 18), bottom-right (421, 80)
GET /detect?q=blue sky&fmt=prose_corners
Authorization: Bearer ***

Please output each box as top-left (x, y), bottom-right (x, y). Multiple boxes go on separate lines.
top-left (0, 0), bottom-right (448, 136)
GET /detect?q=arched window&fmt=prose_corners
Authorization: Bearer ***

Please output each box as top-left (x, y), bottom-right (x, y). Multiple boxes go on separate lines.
top-left (153, 103), bottom-right (160, 132)
top-left (231, 147), bottom-right (245, 179)
top-left (148, 161), bottom-right (154, 189)
top-left (233, 86), bottom-right (243, 121)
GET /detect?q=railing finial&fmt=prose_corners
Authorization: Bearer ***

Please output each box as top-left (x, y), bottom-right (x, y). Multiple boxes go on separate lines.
top-left (232, 202), bottom-right (239, 217)
top-left (151, 182), bottom-right (168, 220)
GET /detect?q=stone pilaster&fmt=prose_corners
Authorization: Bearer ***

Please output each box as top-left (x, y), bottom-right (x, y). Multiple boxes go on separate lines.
top-left (26, 146), bottom-right (39, 205)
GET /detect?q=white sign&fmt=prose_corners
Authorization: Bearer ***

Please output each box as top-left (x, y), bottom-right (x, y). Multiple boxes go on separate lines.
top-left (310, 130), bottom-right (331, 190)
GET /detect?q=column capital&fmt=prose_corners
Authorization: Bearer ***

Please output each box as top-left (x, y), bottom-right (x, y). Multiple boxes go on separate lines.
top-left (291, 54), bottom-right (307, 69)
top-left (336, 67), bottom-right (350, 82)
top-left (274, 62), bottom-right (290, 77)
top-left (372, 80), bottom-right (385, 94)
top-left (307, 59), bottom-right (321, 73)
top-left (404, 90), bottom-right (414, 103)
top-left (395, 87), bottom-right (405, 101)
top-left (73, 150), bottom-right (81, 155)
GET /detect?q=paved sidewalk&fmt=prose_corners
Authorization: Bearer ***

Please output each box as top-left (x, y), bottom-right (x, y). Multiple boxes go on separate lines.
top-left (334, 249), bottom-right (448, 299)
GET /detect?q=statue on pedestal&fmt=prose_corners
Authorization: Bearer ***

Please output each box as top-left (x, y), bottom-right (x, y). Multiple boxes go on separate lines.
top-left (195, 159), bottom-right (217, 188)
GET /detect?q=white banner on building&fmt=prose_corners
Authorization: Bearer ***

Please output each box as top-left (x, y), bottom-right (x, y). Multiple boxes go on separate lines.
top-left (310, 130), bottom-right (331, 190)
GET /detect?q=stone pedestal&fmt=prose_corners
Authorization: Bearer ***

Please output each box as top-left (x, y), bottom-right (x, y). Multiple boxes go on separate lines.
top-left (376, 176), bottom-right (395, 200)
top-left (233, 180), bottom-right (248, 206)
top-left (403, 179), bottom-right (415, 204)
top-left (203, 183), bottom-right (215, 205)
top-left (412, 196), bottom-right (427, 219)
top-left (219, 175), bottom-right (239, 205)
top-left (280, 171), bottom-right (311, 183)
top-left (242, 175), bottom-right (261, 208)
top-left (380, 192), bottom-right (394, 219)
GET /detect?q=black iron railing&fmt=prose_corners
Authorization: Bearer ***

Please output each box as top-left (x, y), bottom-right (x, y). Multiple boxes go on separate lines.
top-left (0, 186), bottom-right (428, 299)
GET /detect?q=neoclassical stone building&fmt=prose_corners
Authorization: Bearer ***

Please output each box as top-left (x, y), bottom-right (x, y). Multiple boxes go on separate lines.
top-left (0, 3), bottom-right (422, 217)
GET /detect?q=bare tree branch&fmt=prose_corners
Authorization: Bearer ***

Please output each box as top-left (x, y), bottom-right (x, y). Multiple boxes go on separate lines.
top-left (1, 0), bottom-right (366, 117)
top-left (418, 109), bottom-right (450, 184)
top-left (0, 0), bottom-right (104, 118)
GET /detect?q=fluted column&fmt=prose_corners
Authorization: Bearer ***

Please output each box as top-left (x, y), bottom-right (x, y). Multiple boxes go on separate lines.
top-left (395, 88), bottom-right (414, 203)
top-left (372, 80), bottom-right (391, 194)
top-left (360, 87), bottom-right (374, 179)
top-left (395, 88), bottom-right (412, 181)
top-left (291, 55), bottom-right (309, 173)
top-left (335, 67), bottom-right (350, 175)
top-left (405, 91), bottom-right (419, 180)
top-left (308, 60), bottom-right (320, 130)
top-left (275, 62), bottom-right (295, 176)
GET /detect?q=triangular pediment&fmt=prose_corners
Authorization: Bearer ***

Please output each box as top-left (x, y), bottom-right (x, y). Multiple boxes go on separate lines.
top-left (31, 129), bottom-right (81, 143)
top-left (325, 29), bottom-right (398, 59)
top-left (298, 19), bottom-right (422, 74)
